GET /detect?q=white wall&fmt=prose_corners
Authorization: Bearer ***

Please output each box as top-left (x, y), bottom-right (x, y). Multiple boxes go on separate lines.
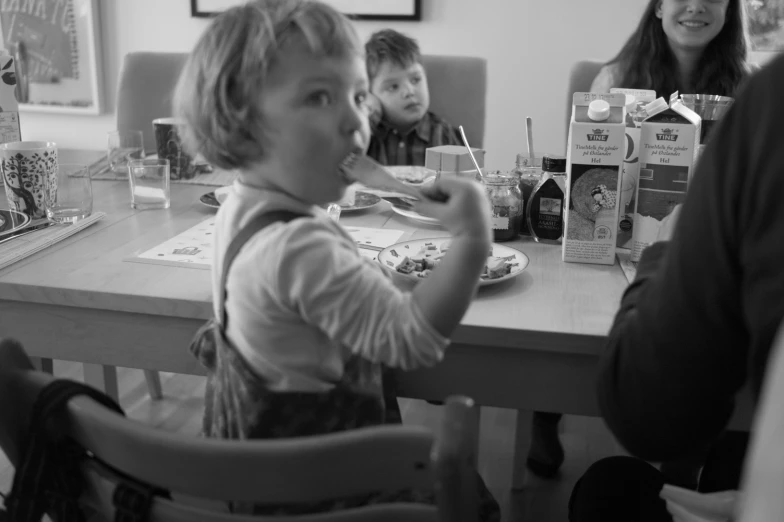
top-left (14, 0), bottom-right (683, 169)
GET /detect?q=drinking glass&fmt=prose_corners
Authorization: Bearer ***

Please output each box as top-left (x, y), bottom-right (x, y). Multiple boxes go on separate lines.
top-left (46, 164), bottom-right (93, 223)
top-left (107, 130), bottom-right (145, 177)
top-left (128, 158), bottom-right (170, 210)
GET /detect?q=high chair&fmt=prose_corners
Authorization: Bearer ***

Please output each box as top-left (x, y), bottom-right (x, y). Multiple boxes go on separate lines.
top-left (564, 60), bottom-right (604, 136)
top-left (0, 338), bottom-right (480, 522)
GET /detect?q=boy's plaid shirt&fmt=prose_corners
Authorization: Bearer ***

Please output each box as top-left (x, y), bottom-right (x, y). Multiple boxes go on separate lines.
top-left (366, 111), bottom-right (461, 166)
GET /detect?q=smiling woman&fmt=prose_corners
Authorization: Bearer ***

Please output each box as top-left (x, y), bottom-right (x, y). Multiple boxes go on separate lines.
top-left (589, 0), bottom-right (752, 97)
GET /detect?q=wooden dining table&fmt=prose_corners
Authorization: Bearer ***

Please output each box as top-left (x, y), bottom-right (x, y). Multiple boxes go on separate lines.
top-left (0, 149), bottom-right (753, 488)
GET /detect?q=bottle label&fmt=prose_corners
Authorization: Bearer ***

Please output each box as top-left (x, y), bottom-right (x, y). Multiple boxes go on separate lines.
top-left (491, 216), bottom-right (509, 230)
top-left (539, 197), bottom-right (561, 216)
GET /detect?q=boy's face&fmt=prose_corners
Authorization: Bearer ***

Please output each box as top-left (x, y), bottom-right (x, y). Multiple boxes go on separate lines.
top-left (370, 61), bottom-right (429, 131)
top-left (256, 40), bottom-right (370, 205)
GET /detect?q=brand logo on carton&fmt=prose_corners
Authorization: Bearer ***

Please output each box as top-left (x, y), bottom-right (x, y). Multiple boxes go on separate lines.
top-left (587, 129), bottom-right (609, 142)
top-left (656, 128), bottom-right (678, 141)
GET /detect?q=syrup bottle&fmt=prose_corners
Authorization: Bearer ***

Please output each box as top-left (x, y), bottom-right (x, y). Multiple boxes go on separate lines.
top-left (527, 154), bottom-right (566, 243)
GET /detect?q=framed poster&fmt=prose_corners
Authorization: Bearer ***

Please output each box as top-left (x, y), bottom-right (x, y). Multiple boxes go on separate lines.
top-left (746, 0), bottom-right (784, 51)
top-left (191, 0), bottom-right (422, 21)
top-left (0, 0), bottom-right (104, 115)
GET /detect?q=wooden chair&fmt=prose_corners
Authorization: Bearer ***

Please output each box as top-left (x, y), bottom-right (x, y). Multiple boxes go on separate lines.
top-left (735, 320), bottom-right (784, 522)
top-left (564, 60), bottom-right (604, 138)
top-left (0, 338), bottom-right (481, 522)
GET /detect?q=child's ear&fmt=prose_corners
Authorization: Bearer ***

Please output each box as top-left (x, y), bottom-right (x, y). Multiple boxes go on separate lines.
top-left (655, 2), bottom-right (663, 19)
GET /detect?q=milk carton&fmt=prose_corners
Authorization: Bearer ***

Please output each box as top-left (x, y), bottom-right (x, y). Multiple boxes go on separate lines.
top-left (630, 95), bottom-right (701, 262)
top-left (610, 88), bottom-right (657, 248)
top-left (0, 50), bottom-right (22, 188)
top-left (563, 93), bottom-right (626, 265)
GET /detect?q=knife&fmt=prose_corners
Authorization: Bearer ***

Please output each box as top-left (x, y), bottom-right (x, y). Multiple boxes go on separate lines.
top-left (0, 222), bottom-right (55, 246)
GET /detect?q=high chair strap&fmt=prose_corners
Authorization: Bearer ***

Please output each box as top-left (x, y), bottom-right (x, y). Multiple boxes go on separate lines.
top-left (218, 210), bottom-right (306, 329)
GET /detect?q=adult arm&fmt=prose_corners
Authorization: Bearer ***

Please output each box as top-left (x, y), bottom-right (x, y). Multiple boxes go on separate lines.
top-left (598, 56), bottom-right (784, 461)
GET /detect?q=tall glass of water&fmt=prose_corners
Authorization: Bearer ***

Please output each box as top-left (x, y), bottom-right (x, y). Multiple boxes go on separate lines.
top-left (108, 130), bottom-right (145, 177)
top-left (46, 164), bottom-right (92, 223)
top-left (128, 158), bottom-right (170, 210)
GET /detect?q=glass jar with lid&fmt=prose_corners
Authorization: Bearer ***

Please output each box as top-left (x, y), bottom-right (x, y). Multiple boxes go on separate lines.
top-left (483, 171), bottom-right (523, 242)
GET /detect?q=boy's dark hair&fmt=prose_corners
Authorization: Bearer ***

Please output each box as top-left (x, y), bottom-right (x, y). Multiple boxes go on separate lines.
top-left (365, 29), bottom-right (421, 83)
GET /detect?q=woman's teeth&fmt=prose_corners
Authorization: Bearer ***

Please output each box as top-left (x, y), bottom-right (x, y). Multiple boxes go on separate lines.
top-left (680, 21), bottom-right (707, 28)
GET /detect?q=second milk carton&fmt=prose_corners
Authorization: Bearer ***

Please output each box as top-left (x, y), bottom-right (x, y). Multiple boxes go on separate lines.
top-left (563, 93), bottom-right (626, 265)
top-left (630, 95), bottom-right (701, 262)
top-left (610, 88), bottom-right (657, 248)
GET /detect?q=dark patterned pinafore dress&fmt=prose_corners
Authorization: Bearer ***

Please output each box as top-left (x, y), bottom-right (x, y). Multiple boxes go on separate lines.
top-left (190, 210), bottom-right (499, 519)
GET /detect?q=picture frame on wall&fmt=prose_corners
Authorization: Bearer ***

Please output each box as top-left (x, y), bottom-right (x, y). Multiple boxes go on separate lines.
top-left (191, 0), bottom-right (422, 21)
top-left (0, 0), bottom-right (104, 115)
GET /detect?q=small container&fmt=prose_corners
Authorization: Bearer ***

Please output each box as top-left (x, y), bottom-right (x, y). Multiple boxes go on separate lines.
top-left (512, 154), bottom-right (542, 236)
top-left (527, 154), bottom-right (566, 243)
top-left (483, 171), bottom-right (522, 242)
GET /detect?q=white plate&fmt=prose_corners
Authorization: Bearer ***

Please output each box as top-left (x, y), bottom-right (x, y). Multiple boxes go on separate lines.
top-left (388, 204), bottom-right (441, 225)
top-left (378, 238), bottom-right (529, 286)
top-left (0, 209), bottom-right (32, 238)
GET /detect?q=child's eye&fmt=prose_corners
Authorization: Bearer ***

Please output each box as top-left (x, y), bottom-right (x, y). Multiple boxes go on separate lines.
top-left (385, 84), bottom-right (398, 93)
top-left (411, 76), bottom-right (421, 85)
top-left (306, 91), bottom-right (332, 107)
top-left (355, 91), bottom-right (367, 106)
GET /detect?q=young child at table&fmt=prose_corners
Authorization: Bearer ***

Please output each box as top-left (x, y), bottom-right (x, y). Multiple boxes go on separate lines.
top-left (590, 0), bottom-right (752, 95)
top-left (174, 0), bottom-right (498, 518)
top-left (364, 29), bottom-right (461, 166)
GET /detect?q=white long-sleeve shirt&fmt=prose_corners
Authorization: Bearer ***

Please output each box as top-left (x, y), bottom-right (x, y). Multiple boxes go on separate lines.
top-left (212, 181), bottom-right (449, 393)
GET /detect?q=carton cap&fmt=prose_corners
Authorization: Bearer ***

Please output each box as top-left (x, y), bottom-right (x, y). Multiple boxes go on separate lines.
top-left (587, 100), bottom-right (611, 121)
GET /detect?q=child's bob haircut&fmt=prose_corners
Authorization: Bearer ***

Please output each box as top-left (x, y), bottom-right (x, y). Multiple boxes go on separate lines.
top-left (365, 29), bottom-right (422, 85)
top-left (174, 0), bottom-right (362, 171)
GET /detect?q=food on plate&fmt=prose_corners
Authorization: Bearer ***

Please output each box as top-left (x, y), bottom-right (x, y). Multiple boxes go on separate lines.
top-left (387, 165), bottom-right (435, 185)
top-left (391, 240), bottom-right (518, 281)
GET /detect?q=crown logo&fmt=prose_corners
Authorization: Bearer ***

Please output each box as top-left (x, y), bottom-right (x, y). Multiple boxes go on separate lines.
top-left (660, 128), bottom-right (674, 134)
top-left (592, 129), bottom-right (605, 134)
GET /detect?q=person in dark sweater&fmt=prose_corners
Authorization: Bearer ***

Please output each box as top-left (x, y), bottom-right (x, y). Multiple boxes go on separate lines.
top-left (569, 52), bottom-right (784, 521)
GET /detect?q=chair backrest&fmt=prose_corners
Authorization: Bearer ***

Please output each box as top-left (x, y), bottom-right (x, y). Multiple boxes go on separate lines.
top-left (736, 321), bottom-right (784, 522)
top-left (0, 338), bottom-right (480, 522)
top-left (115, 52), bottom-right (189, 153)
top-left (421, 55), bottom-right (487, 148)
top-left (564, 60), bottom-right (604, 138)
top-left (115, 52), bottom-right (488, 153)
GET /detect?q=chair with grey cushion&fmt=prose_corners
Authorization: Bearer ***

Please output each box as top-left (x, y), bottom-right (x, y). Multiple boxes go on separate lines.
top-left (565, 60), bottom-right (605, 137)
top-left (422, 54), bottom-right (487, 148)
top-left (116, 52), bottom-right (189, 154)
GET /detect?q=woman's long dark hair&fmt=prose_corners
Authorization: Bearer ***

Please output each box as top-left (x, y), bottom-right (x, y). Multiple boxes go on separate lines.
top-left (608, 0), bottom-right (750, 97)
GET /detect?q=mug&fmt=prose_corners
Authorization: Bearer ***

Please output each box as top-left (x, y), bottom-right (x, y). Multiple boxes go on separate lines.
top-left (0, 141), bottom-right (58, 220)
top-left (152, 117), bottom-right (196, 180)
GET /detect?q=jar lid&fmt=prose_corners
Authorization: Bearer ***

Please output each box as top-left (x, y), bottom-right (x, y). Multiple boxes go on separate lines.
top-left (542, 154), bottom-right (566, 173)
top-left (587, 99), bottom-right (611, 121)
top-left (483, 172), bottom-right (517, 185)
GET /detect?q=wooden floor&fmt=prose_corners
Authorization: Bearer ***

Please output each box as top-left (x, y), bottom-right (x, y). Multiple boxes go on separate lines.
top-left (0, 361), bottom-right (625, 521)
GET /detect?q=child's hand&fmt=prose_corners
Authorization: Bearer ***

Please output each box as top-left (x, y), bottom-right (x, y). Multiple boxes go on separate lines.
top-left (660, 485), bottom-right (738, 522)
top-left (415, 178), bottom-right (491, 242)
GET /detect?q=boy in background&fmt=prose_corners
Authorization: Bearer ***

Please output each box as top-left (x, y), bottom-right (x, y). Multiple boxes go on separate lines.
top-left (365, 29), bottom-right (461, 166)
